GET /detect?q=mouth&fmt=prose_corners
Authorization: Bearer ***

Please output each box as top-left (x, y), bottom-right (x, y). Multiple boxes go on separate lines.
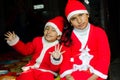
top-left (77, 24), bottom-right (82, 28)
top-left (45, 34), bottom-right (52, 38)
top-left (78, 23), bottom-right (84, 27)
top-left (78, 23), bottom-right (85, 27)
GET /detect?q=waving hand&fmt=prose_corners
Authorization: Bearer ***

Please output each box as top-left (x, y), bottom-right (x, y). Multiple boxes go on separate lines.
top-left (4, 31), bottom-right (16, 41)
top-left (49, 44), bottom-right (65, 59)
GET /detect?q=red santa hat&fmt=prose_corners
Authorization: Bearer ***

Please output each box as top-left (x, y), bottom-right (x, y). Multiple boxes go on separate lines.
top-left (65, 0), bottom-right (88, 21)
top-left (45, 16), bottom-right (64, 35)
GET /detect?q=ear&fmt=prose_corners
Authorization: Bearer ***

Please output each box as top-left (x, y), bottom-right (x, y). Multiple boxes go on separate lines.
top-left (57, 35), bottom-right (61, 40)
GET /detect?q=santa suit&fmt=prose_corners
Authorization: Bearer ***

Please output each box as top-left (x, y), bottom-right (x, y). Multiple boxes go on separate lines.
top-left (60, 23), bottom-right (110, 80)
top-left (7, 36), bottom-right (71, 80)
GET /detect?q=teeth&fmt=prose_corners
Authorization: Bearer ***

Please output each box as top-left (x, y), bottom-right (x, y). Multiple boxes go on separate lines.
top-left (46, 35), bottom-right (51, 37)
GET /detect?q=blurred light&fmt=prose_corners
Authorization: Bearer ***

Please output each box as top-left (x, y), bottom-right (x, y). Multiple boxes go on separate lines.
top-left (33, 4), bottom-right (44, 10)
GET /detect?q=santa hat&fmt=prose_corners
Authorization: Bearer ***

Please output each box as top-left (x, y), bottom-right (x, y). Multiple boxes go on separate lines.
top-left (45, 16), bottom-right (64, 35)
top-left (65, 0), bottom-right (88, 21)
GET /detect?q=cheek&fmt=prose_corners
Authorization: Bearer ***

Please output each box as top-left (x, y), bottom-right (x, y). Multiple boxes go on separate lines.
top-left (53, 31), bottom-right (58, 35)
top-left (44, 31), bottom-right (47, 35)
top-left (71, 21), bottom-right (76, 26)
top-left (83, 16), bottom-right (88, 21)
top-left (53, 33), bottom-right (58, 38)
top-left (72, 22), bottom-right (78, 27)
top-left (84, 18), bottom-right (89, 23)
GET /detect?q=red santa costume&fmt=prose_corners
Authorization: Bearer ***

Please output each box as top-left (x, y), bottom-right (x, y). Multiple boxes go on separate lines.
top-left (60, 0), bottom-right (110, 80)
top-left (6, 16), bottom-right (71, 80)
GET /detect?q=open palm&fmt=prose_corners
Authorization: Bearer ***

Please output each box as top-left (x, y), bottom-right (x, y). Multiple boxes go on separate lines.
top-left (49, 44), bottom-right (65, 59)
top-left (4, 31), bottom-right (16, 41)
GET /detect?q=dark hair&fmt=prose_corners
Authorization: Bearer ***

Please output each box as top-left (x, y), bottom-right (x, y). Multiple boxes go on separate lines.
top-left (60, 17), bottom-right (73, 47)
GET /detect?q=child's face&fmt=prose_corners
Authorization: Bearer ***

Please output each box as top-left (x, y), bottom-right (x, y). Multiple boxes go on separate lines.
top-left (70, 13), bottom-right (89, 30)
top-left (44, 26), bottom-right (61, 42)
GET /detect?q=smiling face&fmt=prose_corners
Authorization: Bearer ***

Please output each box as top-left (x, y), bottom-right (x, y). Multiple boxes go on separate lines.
top-left (70, 13), bottom-right (89, 30)
top-left (44, 26), bottom-right (61, 42)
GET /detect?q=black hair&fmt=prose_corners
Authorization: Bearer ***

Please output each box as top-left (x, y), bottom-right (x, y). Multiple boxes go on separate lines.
top-left (59, 16), bottom-right (73, 47)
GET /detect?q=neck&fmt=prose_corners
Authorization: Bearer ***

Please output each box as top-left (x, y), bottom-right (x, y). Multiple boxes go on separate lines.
top-left (74, 23), bottom-right (90, 33)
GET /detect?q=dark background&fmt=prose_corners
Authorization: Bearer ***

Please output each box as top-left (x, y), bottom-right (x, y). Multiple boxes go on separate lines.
top-left (0, 0), bottom-right (119, 62)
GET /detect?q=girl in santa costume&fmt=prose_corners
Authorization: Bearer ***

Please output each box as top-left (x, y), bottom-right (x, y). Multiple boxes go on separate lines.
top-left (4, 16), bottom-right (73, 80)
top-left (60, 0), bottom-right (111, 80)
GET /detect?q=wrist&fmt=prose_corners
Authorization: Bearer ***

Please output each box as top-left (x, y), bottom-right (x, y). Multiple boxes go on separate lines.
top-left (53, 56), bottom-right (61, 61)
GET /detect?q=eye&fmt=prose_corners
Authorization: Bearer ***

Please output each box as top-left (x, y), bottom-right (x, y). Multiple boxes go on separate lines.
top-left (78, 13), bottom-right (84, 16)
top-left (45, 26), bottom-right (49, 30)
top-left (52, 28), bottom-right (56, 32)
top-left (70, 17), bottom-right (76, 21)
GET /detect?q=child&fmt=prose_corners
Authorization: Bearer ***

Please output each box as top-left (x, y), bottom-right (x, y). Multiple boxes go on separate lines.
top-left (4, 16), bottom-right (73, 80)
top-left (60, 0), bottom-right (111, 80)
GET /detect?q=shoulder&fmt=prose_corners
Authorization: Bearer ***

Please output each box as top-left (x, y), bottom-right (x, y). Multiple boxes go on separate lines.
top-left (32, 36), bottom-right (42, 43)
top-left (90, 24), bottom-right (108, 39)
top-left (91, 24), bottom-right (106, 34)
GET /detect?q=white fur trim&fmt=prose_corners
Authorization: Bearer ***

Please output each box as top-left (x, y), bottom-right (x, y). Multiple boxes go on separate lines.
top-left (45, 22), bottom-right (62, 35)
top-left (67, 10), bottom-right (88, 21)
top-left (71, 63), bottom-right (108, 79)
top-left (60, 69), bottom-right (73, 78)
top-left (7, 35), bottom-right (19, 46)
top-left (33, 37), bottom-right (59, 68)
top-left (50, 55), bottom-right (63, 65)
top-left (22, 66), bottom-right (31, 72)
top-left (90, 67), bottom-right (108, 79)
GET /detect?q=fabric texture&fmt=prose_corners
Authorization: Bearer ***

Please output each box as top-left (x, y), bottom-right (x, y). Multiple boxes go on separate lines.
top-left (65, 0), bottom-right (88, 21)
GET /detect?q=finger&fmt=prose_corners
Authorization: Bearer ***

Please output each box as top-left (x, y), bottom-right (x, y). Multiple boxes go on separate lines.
top-left (6, 31), bottom-right (11, 36)
top-left (7, 31), bottom-right (11, 35)
top-left (55, 44), bottom-right (57, 51)
top-left (10, 31), bottom-right (13, 35)
top-left (4, 34), bottom-right (10, 38)
top-left (4, 34), bottom-right (9, 37)
top-left (59, 45), bottom-right (63, 52)
top-left (56, 44), bottom-right (61, 52)
top-left (49, 51), bottom-right (55, 55)
top-left (12, 31), bottom-right (16, 38)
top-left (4, 38), bottom-right (8, 40)
top-left (4, 32), bottom-right (9, 36)
top-left (61, 50), bottom-right (66, 55)
top-left (4, 31), bottom-right (12, 37)
top-left (56, 44), bottom-right (60, 51)
top-left (13, 31), bottom-right (15, 35)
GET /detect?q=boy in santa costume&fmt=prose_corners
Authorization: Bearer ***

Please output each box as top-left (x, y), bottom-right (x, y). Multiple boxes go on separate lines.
top-left (60, 0), bottom-right (111, 80)
top-left (4, 16), bottom-right (73, 80)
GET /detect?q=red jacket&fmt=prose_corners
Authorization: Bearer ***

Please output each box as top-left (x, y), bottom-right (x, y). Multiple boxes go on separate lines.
top-left (11, 37), bottom-right (71, 76)
top-left (61, 24), bottom-right (110, 80)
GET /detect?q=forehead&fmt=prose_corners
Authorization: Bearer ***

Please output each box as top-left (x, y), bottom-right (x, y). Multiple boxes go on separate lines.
top-left (70, 13), bottom-right (88, 20)
top-left (45, 26), bottom-right (55, 29)
top-left (71, 13), bottom-right (84, 17)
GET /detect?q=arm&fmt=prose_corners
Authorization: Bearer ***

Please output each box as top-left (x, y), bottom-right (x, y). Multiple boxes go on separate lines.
top-left (92, 27), bottom-right (110, 79)
top-left (4, 31), bottom-right (35, 55)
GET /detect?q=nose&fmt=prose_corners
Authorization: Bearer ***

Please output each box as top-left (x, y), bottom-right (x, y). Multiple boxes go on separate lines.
top-left (77, 17), bottom-right (81, 24)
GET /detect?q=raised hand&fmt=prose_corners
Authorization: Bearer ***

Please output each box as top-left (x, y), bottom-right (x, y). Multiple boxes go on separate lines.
top-left (4, 31), bottom-right (16, 41)
top-left (49, 44), bottom-right (65, 59)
